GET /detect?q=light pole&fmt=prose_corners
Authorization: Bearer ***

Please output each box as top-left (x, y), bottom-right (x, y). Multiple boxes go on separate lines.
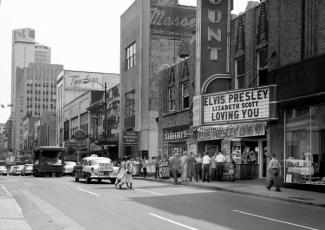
top-left (82, 79), bottom-right (108, 156)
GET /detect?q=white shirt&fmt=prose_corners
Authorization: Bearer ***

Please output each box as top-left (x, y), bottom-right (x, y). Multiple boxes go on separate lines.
top-left (215, 154), bottom-right (226, 163)
top-left (202, 155), bottom-right (211, 164)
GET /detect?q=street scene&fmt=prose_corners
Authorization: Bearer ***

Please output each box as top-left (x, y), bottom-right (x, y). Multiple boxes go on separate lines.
top-left (1, 0), bottom-right (325, 229)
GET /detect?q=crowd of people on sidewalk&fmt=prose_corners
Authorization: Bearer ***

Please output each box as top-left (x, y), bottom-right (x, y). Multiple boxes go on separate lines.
top-left (169, 150), bottom-right (230, 185)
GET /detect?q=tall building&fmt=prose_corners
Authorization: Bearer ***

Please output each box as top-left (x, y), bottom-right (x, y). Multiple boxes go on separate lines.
top-left (120, 0), bottom-right (196, 158)
top-left (11, 28), bottom-right (52, 157)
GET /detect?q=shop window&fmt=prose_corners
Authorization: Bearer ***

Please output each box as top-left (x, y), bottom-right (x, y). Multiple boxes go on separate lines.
top-left (235, 56), bottom-right (245, 89)
top-left (181, 81), bottom-right (189, 109)
top-left (125, 42), bottom-right (136, 70)
top-left (285, 104), bottom-right (325, 185)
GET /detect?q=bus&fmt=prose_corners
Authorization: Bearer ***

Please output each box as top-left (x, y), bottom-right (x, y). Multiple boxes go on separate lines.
top-left (33, 146), bottom-right (64, 177)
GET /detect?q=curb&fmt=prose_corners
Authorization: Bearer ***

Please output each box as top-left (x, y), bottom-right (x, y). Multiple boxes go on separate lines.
top-left (134, 177), bottom-right (325, 208)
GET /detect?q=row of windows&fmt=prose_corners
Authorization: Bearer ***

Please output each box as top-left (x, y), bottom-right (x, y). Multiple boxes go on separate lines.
top-left (125, 91), bottom-right (135, 117)
top-left (26, 90), bottom-right (56, 95)
top-left (27, 83), bottom-right (54, 87)
top-left (27, 98), bottom-right (56, 102)
top-left (235, 47), bottom-right (268, 89)
top-left (26, 104), bottom-right (55, 109)
top-left (168, 81), bottom-right (189, 112)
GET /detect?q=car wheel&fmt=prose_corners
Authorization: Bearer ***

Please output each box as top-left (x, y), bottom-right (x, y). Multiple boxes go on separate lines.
top-left (110, 178), bottom-right (116, 184)
top-left (97, 179), bottom-right (102, 183)
top-left (33, 171), bottom-right (38, 177)
top-left (56, 173), bottom-right (62, 177)
top-left (75, 175), bottom-right (79, 182)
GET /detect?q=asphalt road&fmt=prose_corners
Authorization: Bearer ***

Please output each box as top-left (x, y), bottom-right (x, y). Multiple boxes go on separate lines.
top-left (0, 175), bottom-right (324, 230)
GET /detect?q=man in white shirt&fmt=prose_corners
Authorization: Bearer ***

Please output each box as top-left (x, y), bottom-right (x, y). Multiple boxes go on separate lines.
top-left (215, 151), bottom-right (226, 181)
top-left (202, 152), bottom-right (211, 182)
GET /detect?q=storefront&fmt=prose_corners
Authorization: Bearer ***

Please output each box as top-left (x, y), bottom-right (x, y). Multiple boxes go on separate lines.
top-left (163, 125), bottom-right (192, 156)
top-left (198, 122), bottom-right (267, 179)
top-left (194, 85), bottom-right (277, 180)
top-left (284, 103), bottom-right (325, 186)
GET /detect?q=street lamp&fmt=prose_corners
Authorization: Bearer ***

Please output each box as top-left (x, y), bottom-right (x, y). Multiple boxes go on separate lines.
top-left (82, 79), bottom-right (108, 156)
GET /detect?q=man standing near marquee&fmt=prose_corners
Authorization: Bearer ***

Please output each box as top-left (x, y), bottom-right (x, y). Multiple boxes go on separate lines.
top-left (215, 150), bottom-right (226, 181)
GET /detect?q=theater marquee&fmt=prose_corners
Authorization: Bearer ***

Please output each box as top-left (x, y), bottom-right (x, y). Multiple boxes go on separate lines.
top-left (202, 85), bottom-right (277, 124)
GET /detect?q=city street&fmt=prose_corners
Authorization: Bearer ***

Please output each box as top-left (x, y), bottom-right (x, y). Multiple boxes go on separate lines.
top-left (0, 175), bottom-right (324, 230)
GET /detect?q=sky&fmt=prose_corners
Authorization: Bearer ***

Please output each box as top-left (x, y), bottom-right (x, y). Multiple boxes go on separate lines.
top-left (0, 0), bottom-right (249, 123)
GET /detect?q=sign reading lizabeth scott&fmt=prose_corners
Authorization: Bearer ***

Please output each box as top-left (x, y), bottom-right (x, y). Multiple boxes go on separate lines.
top-left (198, 122), bottom-right (266, 141)
top-left (203, 86), bottom-right (273, 124)
top-left (123, 131), bottom-right (138, 146)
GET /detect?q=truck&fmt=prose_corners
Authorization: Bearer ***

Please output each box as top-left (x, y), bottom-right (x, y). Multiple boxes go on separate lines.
top-left (33, 146), bottom-right (64, 177)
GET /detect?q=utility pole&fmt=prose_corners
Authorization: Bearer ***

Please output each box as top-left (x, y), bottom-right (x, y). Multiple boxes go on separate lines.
top-left (104, 82), bottom-right (107, 157)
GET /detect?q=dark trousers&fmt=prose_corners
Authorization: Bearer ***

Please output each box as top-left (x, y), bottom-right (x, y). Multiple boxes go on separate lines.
top-left (211, 168), bottom-right (216, 181)
top-left (142, 167), bottom-right (147, 178)
top-left (196, 163), bottom-right (202, 180)
top-left (202, 164), bottom-right (210, 182)
top-left (172, 169), bottom-right (178, 184)
top-left (216, 163), bottom-right (224, 180)
top-left (267, 168), bottom-right (281, 191)
top-left (154, 166), bottom-right (159, 179)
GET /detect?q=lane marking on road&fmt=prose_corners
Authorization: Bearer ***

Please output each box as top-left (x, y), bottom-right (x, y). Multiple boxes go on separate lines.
top-left (77, 188), bottom-right (100, 197)
top-left (134, 188), bottom-right (164, 196)
top-left (233, 210), bottom-right (319, 230)
top-left (1, 184), bottom-right (12, 196)
top-left (149, 213), bottom-right (199, 230)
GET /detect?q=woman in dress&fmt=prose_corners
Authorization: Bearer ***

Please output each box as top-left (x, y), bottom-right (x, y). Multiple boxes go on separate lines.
top-left (115, 161), bottom-right (127, 188)
top-left (181, 151), bottom-right (189, 182)
top-left (125, 157), bottom-right (134, 189)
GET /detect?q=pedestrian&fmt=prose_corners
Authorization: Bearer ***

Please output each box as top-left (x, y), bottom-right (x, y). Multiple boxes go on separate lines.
top-left (202, 152), bottom-right (211, 182)
top-left (170, 153), bottom-right (181, 184)
top-left (187, 152), bottom-right (197, 182)
top-left (211, 152), bottom-right (217, 181)
top-left (181, 151), bottom-right (189, 182)
top-left (115, 161), bottom-right (127, 189)
top-left (195, 153), bottom-right (203, 181)
top-left (154, 157), bottom-right (160, 179)
top-left (215, 151), bottom-right (226, 181)
top-left (141, 157), bottom-right (148, 178)
top-left (125, 157), bottom-right (134, 189)
top-left (266, 153), bottom-right (282, 192)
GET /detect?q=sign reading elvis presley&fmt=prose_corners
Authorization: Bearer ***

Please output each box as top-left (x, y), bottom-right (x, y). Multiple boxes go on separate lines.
top-left (203, 86), bottom-right (272, 123)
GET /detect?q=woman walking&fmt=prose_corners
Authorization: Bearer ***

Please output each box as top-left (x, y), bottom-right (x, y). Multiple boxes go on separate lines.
top-left (115, 161), bottom-right (127, 189)
top-left (125, 157), bottom-right (134, 189)
top-left (181, 151), bottom-right (189, 182)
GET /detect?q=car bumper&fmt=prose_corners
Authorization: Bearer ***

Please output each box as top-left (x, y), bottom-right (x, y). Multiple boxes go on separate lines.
top-left (90, 173), bottom-right (117, 179)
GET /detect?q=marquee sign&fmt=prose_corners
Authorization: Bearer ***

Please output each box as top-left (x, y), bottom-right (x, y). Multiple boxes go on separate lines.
top-left (203, 85), bottom-right (276, 124)
top-left (198, 122), bottom-right (266, 141)
top-left (123, 131), bottom-right (138, 146)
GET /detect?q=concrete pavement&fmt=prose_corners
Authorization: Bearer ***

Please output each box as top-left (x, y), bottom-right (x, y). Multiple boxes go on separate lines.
top-left (134, 176), bottom-right (325, 207)
top-left (0, 184), bottom-right (32, 230)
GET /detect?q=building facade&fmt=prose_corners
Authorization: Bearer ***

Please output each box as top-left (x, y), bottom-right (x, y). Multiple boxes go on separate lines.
top-left (11, 28), bottom-right (52, 157)
top-left (0, 123), bottom-right (5, 160)
top-left (56, 70), bottom-right (119, 148)
top-left (120, 0), bottom-right (196, 159)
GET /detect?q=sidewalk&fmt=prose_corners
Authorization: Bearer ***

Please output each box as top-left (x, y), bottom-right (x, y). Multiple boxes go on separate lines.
top-left (0, 185), bottom-right (32, 230)
top-left (134, 176), bottom-right (325, 207)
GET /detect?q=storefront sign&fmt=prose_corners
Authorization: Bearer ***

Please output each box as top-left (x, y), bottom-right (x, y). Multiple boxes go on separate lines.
top-left (123, 131), bottom-right (138, 146)
top-left (164, 126), bottom-right (191, 141)
top-left (203, 86), bottom-right (273, 124)
top-left (198, 122), bottom-right (266, 141)
top-left (64, 141), bottom-right (87, 149)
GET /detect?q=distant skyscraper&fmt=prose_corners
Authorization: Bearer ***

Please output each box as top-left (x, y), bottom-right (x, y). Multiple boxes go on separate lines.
top-left (11, 28), bottom-right (52, 157)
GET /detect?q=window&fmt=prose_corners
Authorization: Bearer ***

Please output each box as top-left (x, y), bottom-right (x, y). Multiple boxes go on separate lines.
top-left (168, 86), bottom-right (176, 111)
top-left (235, 56), bottom-right (245, 89)
top-left (126, 42), bottom-right (136, 70)
top-left (181, 81), bottom-right (190, 109)
top-left (284, 104), bottom-right (325, 185)
top-left (257, 47), bottom-right (268, 86)
top-left (125, 91), bottom-right (135, 116)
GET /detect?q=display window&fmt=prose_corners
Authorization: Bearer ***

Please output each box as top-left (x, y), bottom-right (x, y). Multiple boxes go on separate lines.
top-left (285, 104), bottom-right (325, 185)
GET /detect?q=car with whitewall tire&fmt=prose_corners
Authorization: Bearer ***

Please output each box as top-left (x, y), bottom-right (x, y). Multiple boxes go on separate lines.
top-left (74, 155), bottom-right (118, 184)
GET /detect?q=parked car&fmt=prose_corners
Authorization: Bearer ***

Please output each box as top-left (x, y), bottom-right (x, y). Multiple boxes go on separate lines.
top-left (0, 166), bottom-right (8, 176)
top-left (21, 164), bottom-right (33, 176)
top-left (74, 154), bottom-right (119, 184)
top-left (11, 165), bottom-right (24, 176)
top-left (63, 161), bottom-right (77, 175)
